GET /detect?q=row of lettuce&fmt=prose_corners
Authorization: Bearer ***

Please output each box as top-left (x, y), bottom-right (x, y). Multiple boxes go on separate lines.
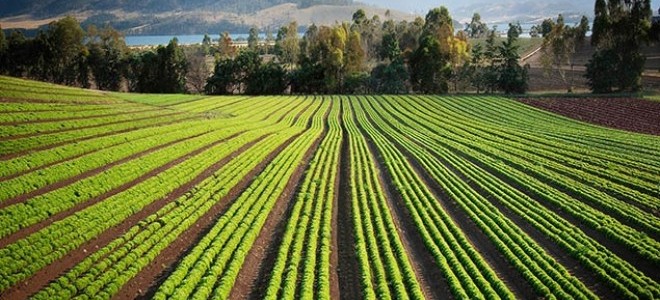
top-left (0, 90), bottom-right (658, 299)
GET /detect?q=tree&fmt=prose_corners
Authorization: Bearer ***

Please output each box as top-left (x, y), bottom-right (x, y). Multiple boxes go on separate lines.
top-left (592, 0), bottom-right (609, 46)
top-left (186, 53), bottom-right (209, 94)
top-left (157, 38), bottom-right (188, 93)
top-left (409, 6), bottom-right (458, 94)
top-left (202, 34), bottom-right (212, 55)
top-left (586, 0), bottom-right (652, 92)
top-left (497, 23), bottom-right (529, 94)
top-left (87, 24), bottom-right (127, 91)
top-left (218, 32), bottom-right (236, 59)
top-left (44, 16), bottom-right (86, 85)
top-left (248, 27), bottom-right (259, 50)
top-left (345, 30), bottom-right (365, 74)
top-left (540, 18), bottom-right (556, 37)
top-left (246, 62), bottom-right (287, 95)
top-left (205, 57), bottom-right (239, 95)
top-left (540, 15), bottom-right (589, 92)
top-left (466, 13), bottom-right (489, 38)
top-left (0, 26), bottom-right (6, 74)
top-left (275, 22), bottom-right (300, 68)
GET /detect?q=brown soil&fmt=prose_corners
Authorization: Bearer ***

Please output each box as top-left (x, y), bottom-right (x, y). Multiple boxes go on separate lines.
top-left (329, 102), bottom-right (342, 300)
top-left (0, 129), bottom-right (216, 211)
top-left (124, 101), bottom-right (325, 300)
top-left (352, 103), bottom-right (452, 300)
top-left (367, 101), bottom-right (540, 299)
top-left (0, 107), bottom-right (158, 126)
top-left (116, 133), bottom-right (281, 300)
top-left (335, 102), bottom-right (363, 300)
top-left (518, 97), bottom-right (660, 135)
top-left (0, 116), bottom-right (198, 161)
top-left (380, 101), bottom-right (616, 298)
top-left (271, 96), bottom-right (313, 124)
top-left (0, 131), bottom-right (258, 300)
top-left (234, 102), bottom-right (329, 300)
top-left (0, 123), bottom-right (181, 182)
top-left (456, 149), bottom-right (660, 282)
top-left (0, 111), bottom-right (183, 142)
top-left (0, 131), bottom-right (245, 248)
top-left (445, 150), bottom-right (618, 298)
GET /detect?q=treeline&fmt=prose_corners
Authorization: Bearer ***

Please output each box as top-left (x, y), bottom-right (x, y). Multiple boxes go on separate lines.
top-left (539, 0), bottom-right (656, 93)
top-left (0, 17), bottom-right (188, 93)
top-left (1, 2), bottom-right (656, 95)
top-left (207, 7), bottom-right (530, 95)
top-left (0, 7), bottom-right (529, 95)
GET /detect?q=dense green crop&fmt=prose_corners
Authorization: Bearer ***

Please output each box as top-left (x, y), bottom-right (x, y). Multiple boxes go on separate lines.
top-left (0, 76), bottom-right (658, 299)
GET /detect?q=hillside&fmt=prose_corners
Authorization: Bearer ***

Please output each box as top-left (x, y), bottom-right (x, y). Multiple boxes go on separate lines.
top-left (0, 0), bottom-right (352, 18)
top-left (0, 0), bottom-right (415, 34)
top-left (0, 76), bottom-right (658, 300)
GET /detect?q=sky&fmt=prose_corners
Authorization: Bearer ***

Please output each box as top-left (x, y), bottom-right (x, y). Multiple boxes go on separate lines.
top-left (358, 0), bottom-right (660, 19)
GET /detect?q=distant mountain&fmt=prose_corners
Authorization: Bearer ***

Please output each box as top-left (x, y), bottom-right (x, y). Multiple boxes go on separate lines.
top-left (0, 0), bottom-right (417, 35)
top-left (357, 0), bottom-right (594, 24)
top-left (0, 0), bottom-right (353, 18)
top-left (452, 1), bottom-right (593, 24)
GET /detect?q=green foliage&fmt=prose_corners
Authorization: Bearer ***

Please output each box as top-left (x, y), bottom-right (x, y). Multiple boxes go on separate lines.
top-left (248, 27), bottom-right (259, 50)
top-left (496, 24), bottom-right (529, 94)
top-left (87, 25), bottom-right (127, 91)
top-left (540, 15), bottom-right (589, 92)
top-left (587, 0), bottom-right (652, 93)
top-left (246, 62), bottom-right (287, 95)
top-left (371, 59), bottom-right (408, 94)
top-left (410, 35), bottom-right (451, 94)
top-left (2, 75), bottom-right (660, 300)
top-left (465, 13), bottom-right (489, 38)
top-left (275, 22), bottom-right (301, 67)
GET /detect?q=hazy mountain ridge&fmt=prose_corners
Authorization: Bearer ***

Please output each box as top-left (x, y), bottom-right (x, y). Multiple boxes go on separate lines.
top-left (0, 0), bottom-right (419, 35)
top-left (453, 1), bottom-right (593, 24)
top-left (0, 0), bottom-right (353, 18)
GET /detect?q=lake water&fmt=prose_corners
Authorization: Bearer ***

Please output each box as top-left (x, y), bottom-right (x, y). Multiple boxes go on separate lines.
top-left (125, 34), bottom-right (260, 46)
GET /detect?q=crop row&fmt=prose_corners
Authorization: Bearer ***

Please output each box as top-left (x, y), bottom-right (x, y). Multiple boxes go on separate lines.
top-left (352, 97), bottom-right (517, 299)
top-left (0, 95), bottom-right (301, 198)
top-left (408, 96), bottom-right (660, 262)
top-left (339, 97), bottom-right (426, 300)
top-left (365, 96), bottom-right (601, 299)
top-left (0, 99), bottom-right (317, 294)
top-left (30, 117), bottom-right (314, 299)
top-left (151, 99), bottom-right (328, 300)
top-left (264, 97), bottom-right (341, 300)
top-left (0, 105), bottom-right (145, 123)
top-left (0, 112), bottom-right (194, 156)
top-left (374, 95), bottom-right (659, 299)
top-left (429, 96), bottom-right (659, 218)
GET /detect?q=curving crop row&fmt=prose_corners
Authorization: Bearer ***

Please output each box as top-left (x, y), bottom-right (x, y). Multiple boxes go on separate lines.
top-left (340, 97), bottom-right (425, 300)
top-left (0, 113), bottom-right (194, 156)
top-left (406, 95), bottom-right (660, 263)
top-left (264, 97), bottom-right (341, 300)
top-left (30, 120), bottom-right (312, 299)
top-left (352, 96), bottom-right (516, 300)
top-left (151, 99), bottom-right (328, 300)
top-left (375, 95), bottom-right (659, 299)
top-left (0, 108), bottom-right (311, 293)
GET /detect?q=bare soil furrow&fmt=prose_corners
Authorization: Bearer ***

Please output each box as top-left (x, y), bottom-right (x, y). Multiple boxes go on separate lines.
top-left (0, 131), bottom-right (245, 247)
top-left (0, 133), bottom-right (261, 300)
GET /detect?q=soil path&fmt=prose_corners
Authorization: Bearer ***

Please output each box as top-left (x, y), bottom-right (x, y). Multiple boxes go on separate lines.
top-left (0, 133), bottom-right (267, 300)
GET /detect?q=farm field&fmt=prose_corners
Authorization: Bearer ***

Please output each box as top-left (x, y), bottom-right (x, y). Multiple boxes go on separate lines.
top-left (0, 76), bottom-right (659, 299)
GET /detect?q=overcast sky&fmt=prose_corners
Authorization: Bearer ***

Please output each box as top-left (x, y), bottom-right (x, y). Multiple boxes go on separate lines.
top-left (358, 0), bottom-right (660, 18)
